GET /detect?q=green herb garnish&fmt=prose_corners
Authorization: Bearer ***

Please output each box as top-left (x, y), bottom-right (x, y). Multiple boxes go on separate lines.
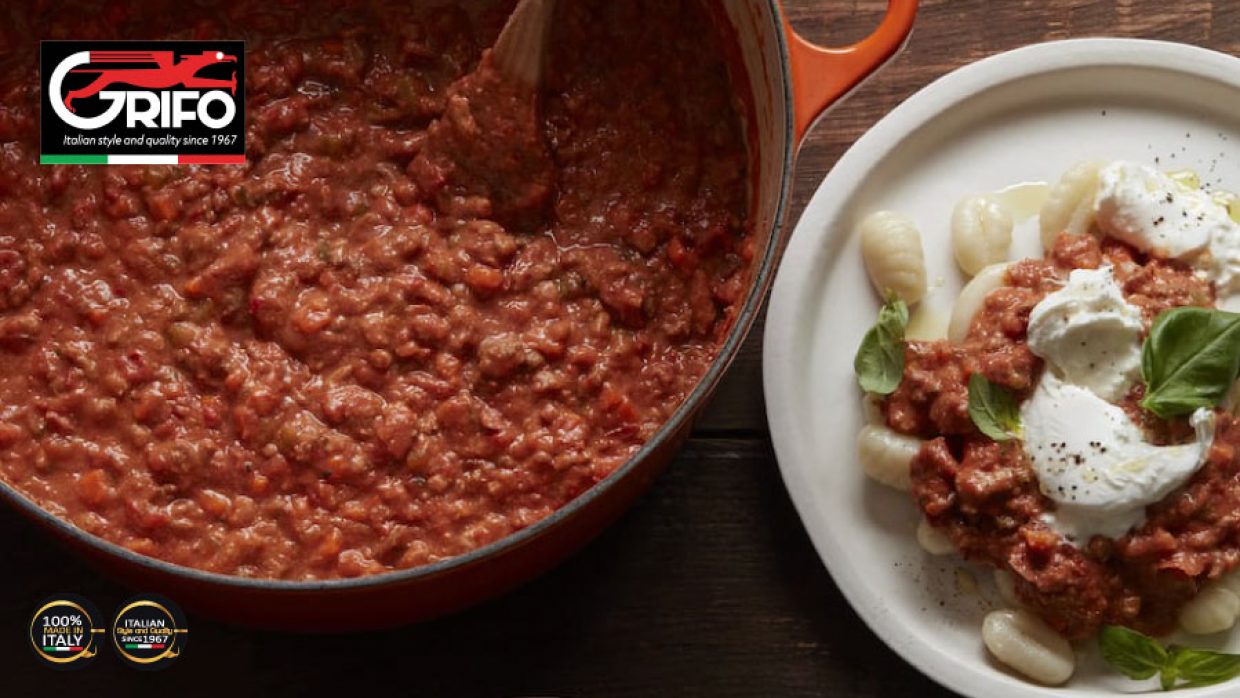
top-left (1140, 307), bottom-right (1240, 418)
top-left (1099, 625), bottom-right (1169, 682)
top-left (853, 295), bottom-right (908, 395)
top-left (1165, 645), bottom-right (1240, 689)
top-left (967, 373), bottom-right (1022, 441)
top-left (1100, 625), bottom-right (1240, 690)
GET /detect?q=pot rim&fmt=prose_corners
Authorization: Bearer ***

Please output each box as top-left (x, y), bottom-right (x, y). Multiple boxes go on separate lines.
top-left (1, 0), bottom-right (797, 593)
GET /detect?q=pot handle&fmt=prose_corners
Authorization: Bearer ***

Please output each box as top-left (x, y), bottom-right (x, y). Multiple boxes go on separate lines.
top-left (783, 0), bottom-right (918, 144)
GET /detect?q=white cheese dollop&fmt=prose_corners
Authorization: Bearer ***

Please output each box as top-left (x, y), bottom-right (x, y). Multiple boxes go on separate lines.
top-left (1022, 373), bottom-right (1214, 542)
top-left (1094, 161), bottom-right (1219, 258)
top-left (1026, 266), bottom-right (1143, 403)
top-left (1206, 223), bottom-right (1240, 297)
top-left (1021, 262), bottom-right (1217, 542)
top-left (1094, 160), bottom-right (1240, 296)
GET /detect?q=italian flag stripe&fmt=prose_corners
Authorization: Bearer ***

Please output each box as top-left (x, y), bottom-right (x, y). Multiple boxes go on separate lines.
top-left (124, 643), bottom-right (165, 649)
top-left (109, 154), bottom-right (179, 165)
top-left (41, 154), bottom-right (106, 164)
top-left (43, 646), bottom-right (82, 652)
top-left (41, 154), bottom-right (244, 165)
top-left (180, 154), bottom-right (245, 164)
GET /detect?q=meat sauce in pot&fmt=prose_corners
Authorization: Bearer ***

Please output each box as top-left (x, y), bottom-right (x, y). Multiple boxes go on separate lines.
top-left (0, 0), bottom-right (752, 579)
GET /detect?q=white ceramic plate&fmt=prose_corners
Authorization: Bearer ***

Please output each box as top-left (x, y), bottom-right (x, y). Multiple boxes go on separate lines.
top-left (764, 39), bottom-right (1240, 697)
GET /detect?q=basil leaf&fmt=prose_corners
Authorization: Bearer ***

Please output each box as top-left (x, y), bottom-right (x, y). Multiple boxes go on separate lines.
top-left (1100, 626), bottom-right (1240, 690)
top-left (854, 296), bottom-right (908, 395)
top-left (1141, 307), bottom-right (1240, 418)
top-left (1161, 666), bottom-right (1179, 692)
top-left (967, 373), bottom-right (1022, 441)
top-left (1169, 645), bottom-right (1240, 688)
top-left (1099, 625), bottom-right (1169, 682)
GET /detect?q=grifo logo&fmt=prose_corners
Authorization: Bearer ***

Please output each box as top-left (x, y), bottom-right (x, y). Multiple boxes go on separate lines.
top-left (40, 41), bottom-right (245, 165)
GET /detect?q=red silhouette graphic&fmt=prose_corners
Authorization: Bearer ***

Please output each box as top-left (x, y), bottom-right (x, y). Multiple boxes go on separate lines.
top-left (64, 50), bottom-right (238, 113)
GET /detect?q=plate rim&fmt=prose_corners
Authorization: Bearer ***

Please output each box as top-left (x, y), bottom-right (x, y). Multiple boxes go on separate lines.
top-left (763, 37), bottom-right (1240, 698)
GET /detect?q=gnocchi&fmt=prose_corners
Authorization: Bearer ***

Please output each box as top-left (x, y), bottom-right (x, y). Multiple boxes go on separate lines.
top-left (994, 570), bottom-right (1021, 608)
top-left (947, 262), bottom-right (1009, 343)
top-left (1220, 569), bottom-right (1240, 596)
top-left (952, 194), bottom-right (1013, 276)
top-left (859, 210), bottom-right (927, 304)
top-left (861, 394), bottom-right (885, 426)
top-left (905, 306), bottom-right (949, 341)
top-left (915, 518), bottom-right (954, 555)
top-left (982, 608), bottom-right (1075, 685)
top-left (1039, 160), bottom-right (1104, 249)
top-left (1179, 583), bottom-right (1240, 635)
top-left (850, 160), bottom-right (1240, 688)
top-left (856, 424), bottom-right (919, 491)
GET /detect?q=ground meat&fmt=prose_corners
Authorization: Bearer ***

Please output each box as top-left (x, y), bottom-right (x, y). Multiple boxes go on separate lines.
top-left (0, 0), bottom-right (751, 579)
top-left (900, 232), bottom-right (1236, 638)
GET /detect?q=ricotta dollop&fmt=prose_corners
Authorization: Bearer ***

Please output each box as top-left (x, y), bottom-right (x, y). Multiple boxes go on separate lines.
top-left (1095, 160), bottom-right (1240, 295)
top-left (1021, 373), bottom-right (1214, 542)
top-left (1022, 263), bottom-right (1215, 543)
top-left (1095, 161), bottom-right (1218, 258)
top-left (1026, 266), bottom-right (1143, 403)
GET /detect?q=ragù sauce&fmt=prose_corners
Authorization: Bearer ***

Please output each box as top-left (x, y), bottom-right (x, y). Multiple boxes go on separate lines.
top-left (895, 232), bottom-right (1240, 639)
top-left (0, 0), bottom-right (752, 579)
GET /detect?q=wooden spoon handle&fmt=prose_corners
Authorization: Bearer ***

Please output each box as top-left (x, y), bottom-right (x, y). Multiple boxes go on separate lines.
top-left (493, 0), bottom-right (556, 88)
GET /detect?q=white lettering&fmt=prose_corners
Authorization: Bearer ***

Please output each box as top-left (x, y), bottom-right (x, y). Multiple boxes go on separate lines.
top-left (125, 92), bottom-right (160, 128)
top-left (48, 51), bottom-right (238, 131)
top-left (198, 90), bottom-right (235, 129)
top-left (172, 91), bottom-right (198, 128)
top-left (49, 52), bottom-right (124, 130)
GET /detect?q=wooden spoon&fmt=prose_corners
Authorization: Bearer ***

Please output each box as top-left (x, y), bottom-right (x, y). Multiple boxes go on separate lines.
top-left (409, 0), bottom-right (557, 231)
top-left (492, 0), bottom-right (556, 89)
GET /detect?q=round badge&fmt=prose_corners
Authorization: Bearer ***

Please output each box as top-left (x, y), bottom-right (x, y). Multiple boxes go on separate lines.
top-left (28, 594), bottom-right (104, 669)
top-left (110, 594), bottom-right (188, 670)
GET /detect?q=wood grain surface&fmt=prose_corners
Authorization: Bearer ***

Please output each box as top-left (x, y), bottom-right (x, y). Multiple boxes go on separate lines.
top-left (7, 2), bottom-right (1238, 695)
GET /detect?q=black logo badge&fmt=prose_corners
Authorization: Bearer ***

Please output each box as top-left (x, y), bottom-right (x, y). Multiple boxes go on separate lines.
top-left (111, 593), bottom-right (188, 670)
top-left (40, 40), bottom-right (245, 165)
top-left (29, 594), bottom-right (104, 669)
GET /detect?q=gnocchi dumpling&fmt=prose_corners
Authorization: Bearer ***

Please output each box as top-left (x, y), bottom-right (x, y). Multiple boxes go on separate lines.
top-left (994, 569), bottom-right (1022, 608)
top-left (905, 306), bottom-right (948, 341)
top-left (861, 394), bottom-right (885, 426)
top-left (859, 210), bottom-right (927, 304)
top-left (856, 424), bottom-right (919, 491)
top-left (1219, 568), bottom-right (1240, 596)
top-left (982, 609), bottom-right (1075, 686)
top-left (947, 262), bottom-right (1009, 343)
top-left (915, 518), bottom-right (954, 555)
top-left (1179, 583), bottom-right (1240, 635)
top-left (1039, 161), bottom-right (1104, 249)
top-left (952, 194), bottom-right (1013, 276)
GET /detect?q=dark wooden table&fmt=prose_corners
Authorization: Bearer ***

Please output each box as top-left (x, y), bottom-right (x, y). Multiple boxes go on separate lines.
top-left (6, 2), bottom-right (1236, 695)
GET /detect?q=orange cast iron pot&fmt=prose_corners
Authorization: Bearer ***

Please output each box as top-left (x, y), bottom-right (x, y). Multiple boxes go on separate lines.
top-left (5, 0), bottom-right (918, 630)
